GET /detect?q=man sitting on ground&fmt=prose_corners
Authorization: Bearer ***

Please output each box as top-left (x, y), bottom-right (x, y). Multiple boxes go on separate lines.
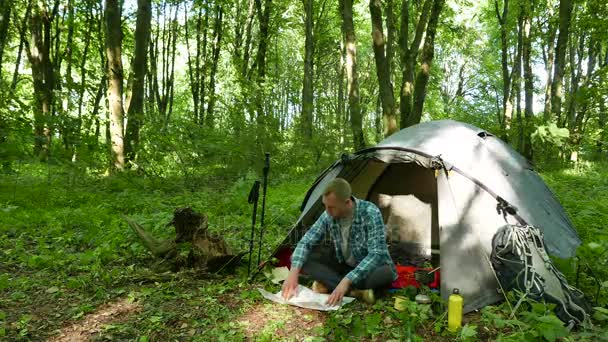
top-left (281, 178), bottom-right (397, 305)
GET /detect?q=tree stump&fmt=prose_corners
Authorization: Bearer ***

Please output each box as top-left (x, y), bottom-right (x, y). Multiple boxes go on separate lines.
top-left (124, 207), bottom-right (241, 272)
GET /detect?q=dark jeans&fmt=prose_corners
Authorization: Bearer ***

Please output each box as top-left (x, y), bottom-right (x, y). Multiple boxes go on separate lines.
top-left (301, 248), bottom-right (394, 291)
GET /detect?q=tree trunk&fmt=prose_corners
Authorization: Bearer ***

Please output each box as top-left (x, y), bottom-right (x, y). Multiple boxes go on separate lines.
top-left (0, 0), bottom-right (12, 78)
top-left (542, 18), bottom-right (557, 120)
top-left (26, 1), bottom-right (56, 160)
top-left (254, 0), bottom-right (271, 81)
top-left (206, 4), bottom-right (223, 129)
top-left (549, 0), bottom-right (573, 124)
top-left (11, 1), bottom-right (32, 91)
top-left (494, 0), bottom-right (512, 134)
top-left (399, 0), bottom-right (432, 128)
top-left (77, 8), bottom-right (93, 132)
top-left (301, 0), bottom-right (314, 139)
top-left (59, 0), bottom-right (75, 151)
top-left (242, 0), bottom-right (256, 77)
top-left (370, 0), bottom-right (397, 136)
top-left (408, 0), bottom-right (444, 127)
top-left (124, 0), bottom-right (151, 164)
top-left (104, 0), bottom-right (125, 171)
top-left (340, 0), bottom-right (365, 150)
top-left (522, 1), bottom-right (534, 160)
top-left (513, 8), bottom-right (523, 149)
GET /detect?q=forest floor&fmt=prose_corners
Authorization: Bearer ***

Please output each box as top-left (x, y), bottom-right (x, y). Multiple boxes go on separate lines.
top-left (1, 162), bottom-right (608, 341)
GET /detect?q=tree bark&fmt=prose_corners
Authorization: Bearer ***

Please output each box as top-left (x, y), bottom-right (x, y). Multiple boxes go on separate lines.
top-left (542, 17), bottom-right (557, 120)
top-left (407, 0), bottom-right (444, 127)
top-left (370, 0), bottom-right (397, 136)
top-left (301, 0), bottom-right (314, 139)
top-left (104, 0), bottom-right (125, 170)
top-left (340, 0), bottom-right (365, 150)
top-left (522, 1), bottom-right (534, 159)
top-left (11, 1), bottom-right (32, 91)
top-left (549, 0), bottom-right (573, 124)
top-left (399, 0), bottom-right (432, 128)
top-left (494, 0), bottom-right (512, 134)
top-left (77, 8), bottom-right (93, 139)
top-left (253, 0), bottom-right (271, 81)
top-left (124, 0), bottom-right (151, 164)
top-left (206, 4), bottom-right (223, 129)
top-left (242, 0), bottom-right (256, 77)
top-left (513, 9), bottom-right (523, 148)
top-left (0, 0), bottom-right (12, 78)
top-left (26, 1), bottom-right (57, 159)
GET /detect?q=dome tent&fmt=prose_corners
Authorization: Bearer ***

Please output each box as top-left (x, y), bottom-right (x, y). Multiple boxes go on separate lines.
top-left (272, 119), bottom-right (581, 313)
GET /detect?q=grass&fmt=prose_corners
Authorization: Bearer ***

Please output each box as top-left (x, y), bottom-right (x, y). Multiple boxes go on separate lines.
top-left (1, 161), bottom-right (607, 341)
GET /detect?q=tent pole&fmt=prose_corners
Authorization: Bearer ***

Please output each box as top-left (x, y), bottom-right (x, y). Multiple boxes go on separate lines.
top-left (247, 181), bottom-right (261, 277)
top-left (257, 153), bottom-right (270, 267)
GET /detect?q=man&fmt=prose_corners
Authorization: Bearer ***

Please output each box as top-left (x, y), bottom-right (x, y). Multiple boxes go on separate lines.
top-left (281, 178), bottom-right (397, 305)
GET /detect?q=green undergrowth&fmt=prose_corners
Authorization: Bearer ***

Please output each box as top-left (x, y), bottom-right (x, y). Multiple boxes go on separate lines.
top-left (0, 161), bottom-right (607, 341)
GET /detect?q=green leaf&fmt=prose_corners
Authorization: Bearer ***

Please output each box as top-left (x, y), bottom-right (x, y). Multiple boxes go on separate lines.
top-left (541, 329), bottom-right (556, 342)
top-left (459, 324), bottom-right (478, 341)
top-left (46, 286), bottom-right (59, 294)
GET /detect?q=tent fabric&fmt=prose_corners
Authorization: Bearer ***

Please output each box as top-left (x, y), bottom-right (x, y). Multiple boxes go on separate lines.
top-left (273, 119), bottom-right (580, 313)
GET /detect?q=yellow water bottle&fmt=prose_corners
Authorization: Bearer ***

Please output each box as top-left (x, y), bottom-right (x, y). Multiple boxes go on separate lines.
top-left (447, 288), bottom-right (463, 332)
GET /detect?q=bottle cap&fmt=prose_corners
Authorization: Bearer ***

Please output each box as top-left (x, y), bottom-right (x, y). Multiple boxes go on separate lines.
top-left (452, 288), bottom-right (460, 294)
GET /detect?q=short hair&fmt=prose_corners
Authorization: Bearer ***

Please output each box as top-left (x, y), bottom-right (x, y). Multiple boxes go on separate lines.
top-left (323, 178), bottom-right (352, 201)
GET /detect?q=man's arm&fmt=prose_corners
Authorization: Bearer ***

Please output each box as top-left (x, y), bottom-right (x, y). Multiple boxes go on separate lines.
top-left (281, 212), bottom-right (328, 299)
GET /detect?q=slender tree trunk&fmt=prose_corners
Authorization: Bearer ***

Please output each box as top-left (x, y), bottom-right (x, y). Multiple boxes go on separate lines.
top-left (124, 0), bottom-right (151, 164)
top-left (408, 0), bottom-right (444, 127)
top-left (77, 9), bottom-right (93, 131)
top-left (185, 5), bottom-right (200, 123)
top-left (549, 0), bottom-right (573, 124)
top-left (104, 0), bottom-right (125, 170)
top-left (566, 36), bottom-right (584, 129)
top-left (242, 0), bottom-right (256, 77)
top-left (338, 38), bottom-right (345, 143)
top-left (370, 0), bottom-right (397, 136)
top-left (0, 0), bottom-right (12, 78)
top-left (60, 0), bottom-right (75, 151)
top-left (252, 0), bottom-right (271, 132)
top-left (542, 17), bottom-right (557, 120)
top-left (514, 10), bottom-right (523, 149)
top-left (522, 1), bottom-right (534, 159)
top-left (340, 0), bottom-right (365, 150)
top-left (11, 1), bottom-right (32, 91)
top-left (385, 0), bottom-right (395, 79)
top-left (254, 0), bottom-right (271, 81)
top-left (301, 0), bottom-right (314, 139)
top-left (206, 5), bottom-right (223, 129)
top-left (495, 0), bottom-right (512, 134)
top-left (399, 0), bottom-right (432, 128)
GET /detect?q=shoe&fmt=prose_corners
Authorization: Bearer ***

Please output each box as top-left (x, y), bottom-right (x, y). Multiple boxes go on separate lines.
top-left (349, 289), bottom-right (375, 304)
top-left (312, 281), bottom-right (330, 294)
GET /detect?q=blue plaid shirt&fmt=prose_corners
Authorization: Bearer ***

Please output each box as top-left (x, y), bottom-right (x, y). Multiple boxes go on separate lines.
top-left (291, 197), bottom-right (397, 285)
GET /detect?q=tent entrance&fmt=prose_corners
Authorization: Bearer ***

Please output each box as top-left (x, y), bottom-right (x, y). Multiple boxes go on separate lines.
top-left (359, 161), bottom-right (439, 266)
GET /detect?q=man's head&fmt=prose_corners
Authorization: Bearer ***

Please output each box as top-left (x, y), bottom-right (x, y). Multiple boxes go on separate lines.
top-left (322, 178), bottom-right (354, 219)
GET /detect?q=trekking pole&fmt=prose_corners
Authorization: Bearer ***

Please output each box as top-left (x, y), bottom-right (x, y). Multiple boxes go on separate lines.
top-left (247, 180), bottom-right (261, 277)
top-left (256, 152), bottom-right (270, 267)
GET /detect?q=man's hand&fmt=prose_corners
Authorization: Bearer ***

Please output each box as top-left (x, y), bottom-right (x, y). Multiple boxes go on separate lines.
top-left (326, 277), bottom-right (351, 306)
top-left (281, 267), bottom-right (301, 300)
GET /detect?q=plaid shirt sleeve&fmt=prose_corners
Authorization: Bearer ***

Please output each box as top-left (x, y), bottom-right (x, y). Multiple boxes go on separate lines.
top-left (290, 212), bottom-right (329, 269)
top-left (345, 204), bottom-right (390, 284)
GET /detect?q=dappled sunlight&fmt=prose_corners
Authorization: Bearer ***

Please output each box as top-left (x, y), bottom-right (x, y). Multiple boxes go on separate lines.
top-left (49, 297), bottom-right (142, 342)
top-left (236, 301), bottom-right (326, 340)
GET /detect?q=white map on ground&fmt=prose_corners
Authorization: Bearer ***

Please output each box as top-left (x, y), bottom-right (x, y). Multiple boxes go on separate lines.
top-left (257, 285), bottom-right (355, 311)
